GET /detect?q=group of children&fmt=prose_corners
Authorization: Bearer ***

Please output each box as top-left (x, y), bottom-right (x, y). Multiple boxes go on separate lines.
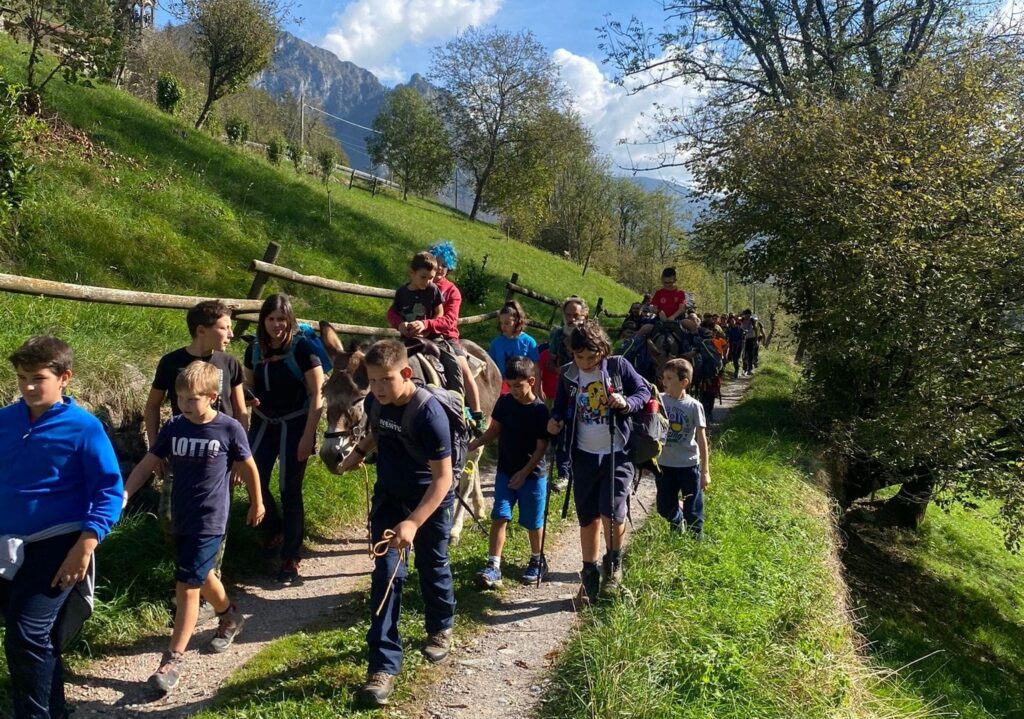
top-left (0, 247), bottom-right (722, 718)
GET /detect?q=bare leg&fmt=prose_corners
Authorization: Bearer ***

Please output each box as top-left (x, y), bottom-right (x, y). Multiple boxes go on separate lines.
top-left (489, 518), bottom-right (508, 557)
top-left (601, 515), bottom-right (627, 554)
top-left (580, 520), bottom-right (601, 563)
top-left (199, 572), bottom-right (231, 614)
top-left (169, 583), bottom-right (201, 654)
top-left (527, 528), bottom-right (543, 555)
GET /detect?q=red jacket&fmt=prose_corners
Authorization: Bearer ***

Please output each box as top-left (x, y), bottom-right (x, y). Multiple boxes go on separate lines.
top-left (385, 276), bottom-right (461, 340)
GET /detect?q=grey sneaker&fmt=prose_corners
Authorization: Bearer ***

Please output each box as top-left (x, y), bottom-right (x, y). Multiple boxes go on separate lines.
top-left (149, 650), bottom-right (184, 693)
top-left (422, 628), bottom-right (452, 663)
top-left (197, 598), bottom-right (217, 624)
top-left (209, 605), bottom-right (245, 653)
top-left (600, 553), bottom-right (623, 598)
top-left (358, 670), bottom-right (396, 706)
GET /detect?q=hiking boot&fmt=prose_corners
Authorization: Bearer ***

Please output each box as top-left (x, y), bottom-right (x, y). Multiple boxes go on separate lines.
top-left (552, 475), bottom-right (569, 494)
top-left (261, 531), bottom-right (284, 558)
top-left (600, 553), bottom-right (623, 598)
top-left (358, 670), bottom-right (396, 707)
top-left (422, 628), bottom-right (452, 663)
top-left (209, 605), bottom-right (245, 653)
top-left (277, 559), bottom-right (301, 585)
top-left (149, 650), bottom-right (184, 693)
top-left (197, 598), bottom-right (217, 624)
top-left (521, 555), bottom-right (549, 585)
top-left (576, 563), bottom-right (601, 607)
top-left (475, 563), bottom-right (502, 590)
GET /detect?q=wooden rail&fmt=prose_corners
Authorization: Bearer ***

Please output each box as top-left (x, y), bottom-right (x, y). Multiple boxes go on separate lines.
top-left (504, 280), bottom-right (560, 308)
top-left (0, 273), bottom-right (263, 311)
top-left (250, 260), bottom-right (396, 299)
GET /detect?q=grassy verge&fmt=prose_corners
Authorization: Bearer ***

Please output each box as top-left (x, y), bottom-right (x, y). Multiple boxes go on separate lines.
top-left (844, 496), bottom-right (1024, 718)
top-left (184, 486), bottom-right (571, 718)
top-left (538, 352), bottom-right (919, 719)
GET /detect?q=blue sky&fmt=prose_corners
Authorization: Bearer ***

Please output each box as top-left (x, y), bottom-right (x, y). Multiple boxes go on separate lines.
top-left (157, 1), bottom-right (699, 181)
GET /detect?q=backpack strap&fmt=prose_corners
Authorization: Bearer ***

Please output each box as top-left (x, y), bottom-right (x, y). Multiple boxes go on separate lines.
top-left (398, 387), bottom-right (434, 467)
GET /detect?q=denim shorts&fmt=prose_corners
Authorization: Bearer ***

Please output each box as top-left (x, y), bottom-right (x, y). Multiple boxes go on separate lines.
top-left (174, 534), bottom-right (224, 586)
top-left (491, 471), bottom-right (547, 530)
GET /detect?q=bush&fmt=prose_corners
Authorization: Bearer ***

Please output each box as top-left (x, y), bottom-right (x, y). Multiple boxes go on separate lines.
top-left (225, 116), bottom-right (250, 145)
top-left (266, 134), bottom-right (284, 165)
top-left (155, 73), bottom-right (183, 115)
top-left (458, 256), bottom-right (489, 305)
top-left (287, 141), bottom-right (304, 173)
top-left (0, 76), bottom-right (38, 223)
top-left (316, 149), bottom-right (336, 183)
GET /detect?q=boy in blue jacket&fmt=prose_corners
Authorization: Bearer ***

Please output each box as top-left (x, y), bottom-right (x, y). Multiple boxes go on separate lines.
top-left (547, 320), bottom-right (650, 604)
top-left (0, 336), bottom-right (124, 719)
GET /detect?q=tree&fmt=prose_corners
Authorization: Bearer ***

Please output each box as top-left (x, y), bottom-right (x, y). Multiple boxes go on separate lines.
top-left (6, 0), bottom-right (120, 111)
top-left (694, 46), bottom-right (1024, 537)
top-left (316, 148), bottom-right (335, 223)
top-left (367, 86), bottom-right (453, 201)
top-left (430, 27), bottom-right (564, 220)
top-left (548, 153), bottom-right (614, 276)
top-left (172, 0), bottom-right (288, 130)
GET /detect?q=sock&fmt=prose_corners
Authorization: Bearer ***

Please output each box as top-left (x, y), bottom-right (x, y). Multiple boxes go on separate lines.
top-left (488, 555), bottom-right (501, 568)
top-left (609, 549), bottom-right (622, 564)
top-left (582, 560), bottom-right (598, 572)
top-left (531, 552), bottom-right (542, 561)
top-left (216, 603), bottom-right (236, 617)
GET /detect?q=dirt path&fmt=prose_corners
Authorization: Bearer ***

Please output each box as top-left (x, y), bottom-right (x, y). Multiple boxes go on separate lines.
top-left (410, 374), bottom-right (752, 719)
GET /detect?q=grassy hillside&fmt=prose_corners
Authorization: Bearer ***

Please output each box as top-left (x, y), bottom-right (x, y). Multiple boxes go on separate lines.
top-left (0, 33), bottom-right (644, 404)
top-left (538, 353), bottom-right (925, 719)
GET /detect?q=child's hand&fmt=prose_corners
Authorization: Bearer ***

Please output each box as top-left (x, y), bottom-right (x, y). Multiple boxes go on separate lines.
top-left (701, 471), bottom-right (711, 490)
top-left (247, 502), bottom-right (266, 526)
top-left (390, 520), bottom-right (417, 549)
top-left (509, 470), bottom-right (529, 490)
top-left (609, 392), bottom-right (627, 411)
top-left (407, 320), bottom-right (425, 336)
top-left (547, 418), bottom-right (564, 436)
top-left (51, 537), bottom-right (94, 590)
top-left (338, 449), bottom-right (364, 474)
top-left (297, 433), bottom-right (316, 463)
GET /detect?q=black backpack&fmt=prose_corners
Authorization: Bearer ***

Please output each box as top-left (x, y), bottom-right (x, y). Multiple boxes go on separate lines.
top-left (368, 384), bottom-right (469, 483)
top-left (606, 357), bottom-right (668, 466)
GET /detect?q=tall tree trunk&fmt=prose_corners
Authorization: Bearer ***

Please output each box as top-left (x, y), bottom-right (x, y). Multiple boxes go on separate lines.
top-left (879, 471), bottom-right (935, 529)
top-left (195, 95), bottom-right (215, 130)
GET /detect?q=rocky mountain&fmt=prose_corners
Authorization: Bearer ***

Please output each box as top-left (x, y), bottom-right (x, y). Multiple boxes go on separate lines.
top-left (253, 31), bottom-right (439, 170)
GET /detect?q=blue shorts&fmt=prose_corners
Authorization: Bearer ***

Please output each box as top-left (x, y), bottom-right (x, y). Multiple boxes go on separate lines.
top-left (491, 471), bottom-right (547, 530)
top-left (174, 534), bottom-right (224, 586)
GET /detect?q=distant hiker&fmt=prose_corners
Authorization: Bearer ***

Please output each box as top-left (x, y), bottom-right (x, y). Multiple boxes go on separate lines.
top-left (651, 267), bottom-right (687, 323)
top-left (144, 300), bottom-right (247, 620)
top-left (337, 340), bottom-right (457, 707)
top-left (124, 362), bottom-right (264, 693)
top-left (468, 356), bottom-right (551, 588)
top-left (726, 316), bottom-right (744, 379)
top-left (546, 296), bottom-right (588, 377)
top-left (548, 320), bottom-right (651, 604)
top-left (740, 309), bottom-right (758, 376)
top-left (0, 337), bottom-right (123, 719)
top-left (488, 300), bottom-right (543, 398)
top-left (404, 242), bottom-right (487, 430)
top-left (698, 319), bottom-right (724, 421)
top-left (244, 294), bottom-right (324, 585)
top-left (657, 358), bottom-right (710, 537)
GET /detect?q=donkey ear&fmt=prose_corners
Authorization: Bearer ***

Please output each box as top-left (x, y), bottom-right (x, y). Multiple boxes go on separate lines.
top-left (351, 355), bottom-right (369, 391)
top-left (318, 321), bottom-right (344, 364)
top-left (332, 351), bottom-right (353, 372)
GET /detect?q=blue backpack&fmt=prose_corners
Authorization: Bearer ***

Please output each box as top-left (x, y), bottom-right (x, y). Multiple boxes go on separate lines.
top-left (251, 323), bottom-right (333, 380)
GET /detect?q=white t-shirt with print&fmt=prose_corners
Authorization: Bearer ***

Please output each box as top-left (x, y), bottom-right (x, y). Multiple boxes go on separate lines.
top-left (659, 392), bottom-right (706, 467)
top-left (575, 368), bottom-right (624, 455)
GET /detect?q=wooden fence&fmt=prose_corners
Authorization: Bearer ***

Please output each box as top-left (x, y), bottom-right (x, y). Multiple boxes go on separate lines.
top-left (502, 272), bottom-right (628, 327)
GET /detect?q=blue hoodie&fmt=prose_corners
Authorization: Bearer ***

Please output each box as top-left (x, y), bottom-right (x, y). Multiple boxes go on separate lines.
top-left (0, 397), bottom-right (124, 541)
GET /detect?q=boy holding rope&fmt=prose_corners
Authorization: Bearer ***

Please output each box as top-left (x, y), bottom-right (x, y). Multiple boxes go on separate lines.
top-left (337, 340), bottom-right (457, 707)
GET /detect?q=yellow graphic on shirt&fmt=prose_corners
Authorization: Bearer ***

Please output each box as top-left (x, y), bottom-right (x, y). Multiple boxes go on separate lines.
top-left (577, 380), bottom-right (610, 426)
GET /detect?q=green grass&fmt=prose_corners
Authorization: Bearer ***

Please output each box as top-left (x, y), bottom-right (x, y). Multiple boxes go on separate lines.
top-left (185, 494), bottom-right (570, 718)
top-left (537, 353), bottom-right (920, 719)
top-left (845, 495), bottom-right (1024, 718)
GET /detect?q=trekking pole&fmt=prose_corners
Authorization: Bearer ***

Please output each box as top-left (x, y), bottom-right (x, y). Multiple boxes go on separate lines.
top-left (607, 382), bottom-right (618, 568)
top-left (559, 432), bottom-right (574, 520)
top-left (537, 440), bottom-right (557, 587)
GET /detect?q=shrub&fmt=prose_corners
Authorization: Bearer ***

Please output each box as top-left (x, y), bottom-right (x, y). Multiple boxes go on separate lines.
top-left (458, 255), bottom-right (489, 305)
top-left (287, 141), bottom-right (304, 173)
top-left (155, 73), bottom-right (183, 115)
top-left (316, 149), bottom-right (336, 183)
top-left (0, 76), bottom-right (38, 223)
top-left (225, 116), bottom-right (250, 145)
top-left (266, 134), bottom-right (285, 165)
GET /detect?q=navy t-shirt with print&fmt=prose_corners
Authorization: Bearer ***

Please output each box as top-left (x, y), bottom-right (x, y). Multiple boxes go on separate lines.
top-left (365, 393), bottom-right (451, 498)
top-left (492, 393), bottom-right (549, 478)
top-left (152, 348), bottom-right (243, 417)
top-left (150, 413), bottom-right (251, 535)
top-left (243, 336), bottom-right (321, 417)
top-left (392, 284), bottom-right (443, 325)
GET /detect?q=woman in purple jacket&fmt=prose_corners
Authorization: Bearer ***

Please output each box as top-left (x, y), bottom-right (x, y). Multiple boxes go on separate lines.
top-left (547, 320), bottom-right (650, 605)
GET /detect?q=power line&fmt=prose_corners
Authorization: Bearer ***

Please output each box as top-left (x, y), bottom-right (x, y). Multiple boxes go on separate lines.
top-left (309, 128), bottom-right (373, 159)
top-left (302, 103), bottom-right (380, 134)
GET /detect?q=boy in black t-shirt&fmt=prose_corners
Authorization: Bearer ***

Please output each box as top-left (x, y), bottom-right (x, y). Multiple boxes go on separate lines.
top-left (124, 362), bottom-right (264, 694)
top-left (337, 340), bottom-right (456, 708)
top-left (388, 251), bottom-right (444, 346)
top-left (468, 356), bottom-right (550, 588)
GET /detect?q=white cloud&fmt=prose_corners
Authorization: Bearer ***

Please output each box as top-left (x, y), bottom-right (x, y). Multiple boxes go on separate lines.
top-left (321, 0), bottom-right (503, 83)
top-left (552, 48), bottom-right (700, 185)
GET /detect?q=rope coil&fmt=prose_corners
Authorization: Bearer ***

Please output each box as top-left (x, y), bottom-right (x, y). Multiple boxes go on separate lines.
top-left (371, 529), bottom-right (406, 617)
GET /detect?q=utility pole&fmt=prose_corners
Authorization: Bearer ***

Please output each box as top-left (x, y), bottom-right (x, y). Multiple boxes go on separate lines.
top-left (454, 167), bottom-right (459, 213)
top-left (299, 93), bottom-right (305, 151)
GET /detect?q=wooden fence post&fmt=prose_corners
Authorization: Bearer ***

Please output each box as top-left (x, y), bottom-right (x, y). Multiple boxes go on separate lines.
top-left (594, 297), bottom-right (604, 318)
top-left (372, 177), bottom-right (379, 197)
top-left (505, 273), bottom-right (518, 302)
top-left (234, 241), bottom-right (281, 336)
top-left (348, 169), bottom-right (356, 189)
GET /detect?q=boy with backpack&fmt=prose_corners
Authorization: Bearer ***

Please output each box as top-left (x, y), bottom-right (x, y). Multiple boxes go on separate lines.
top-left (468, 356), bottom-right (551, 588)
top-left (124, 362), bottom-right (264, 693)
top-left (337, 340), bottom-right (459, 707)
top-left (657, 358), bottom-right (710, 537)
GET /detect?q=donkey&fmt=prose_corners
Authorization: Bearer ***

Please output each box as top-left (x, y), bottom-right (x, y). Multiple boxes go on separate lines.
top-left (316, 322), bottom-right (502, 545)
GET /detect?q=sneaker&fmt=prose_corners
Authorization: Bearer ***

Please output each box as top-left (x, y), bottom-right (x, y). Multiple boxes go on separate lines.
top-left (358, 670), bottom-right (396, 707)
top-left (149, 650), bottom-right (184, 693)
top-left (209, 605), bottom-right (245, 653)
top-left (576, 564), bottom-right (601, 606)
top-left (552, 476), bottom-right (569, 494)
top-left (277, 559), bottom-right (301, 585)
top-left (422, 628), bottom-right (452, 663)
top-left (197, 598), bottom-right (217, 625)
top-left (521, 555), bottom-right (549, 585)
top-left (475, 563), bottom-right (502, 590)
top-left (600, 553), bottom-right (623, 598)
